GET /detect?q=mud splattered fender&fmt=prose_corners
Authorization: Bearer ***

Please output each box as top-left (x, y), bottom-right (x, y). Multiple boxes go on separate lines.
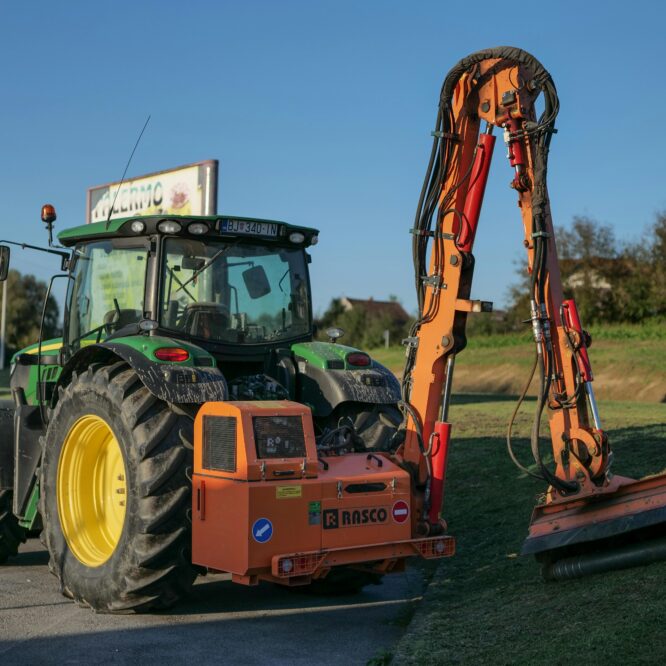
top-left (56, 343), bottom-right (228, 405)
top-left (295, 362), bottom-right (400, 417)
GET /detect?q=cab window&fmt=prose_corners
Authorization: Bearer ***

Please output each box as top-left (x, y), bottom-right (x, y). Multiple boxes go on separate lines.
top-left (160, 238), bottom-right (310, 344)
top-left (67, 240), bottom-right (148, 350)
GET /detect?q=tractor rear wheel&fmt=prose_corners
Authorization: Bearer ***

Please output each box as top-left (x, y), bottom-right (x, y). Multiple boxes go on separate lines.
top-left (40, 361), bottom-right (197, 612)
top-left (0, 490), bottom-right (27, 564)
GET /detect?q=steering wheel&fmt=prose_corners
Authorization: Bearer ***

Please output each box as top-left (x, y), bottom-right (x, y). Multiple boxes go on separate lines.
top-left (181, 302), bottom-right (231, 340)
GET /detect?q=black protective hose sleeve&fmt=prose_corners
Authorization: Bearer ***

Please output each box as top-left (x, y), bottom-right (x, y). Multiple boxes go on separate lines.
top-left (440, 46), bottom-right (554, 106)
top-left (439, 47), bottom-right (558, 218)
top-left (544, 537), bottom-right (666, 581)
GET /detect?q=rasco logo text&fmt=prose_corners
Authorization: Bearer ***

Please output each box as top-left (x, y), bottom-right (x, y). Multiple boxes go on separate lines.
top-left (322, 506), bottom-right (388, 530)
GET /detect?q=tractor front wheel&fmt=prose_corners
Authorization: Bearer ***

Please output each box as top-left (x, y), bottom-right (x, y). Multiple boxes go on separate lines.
top-left (41, 362), bottom-right (197, 612)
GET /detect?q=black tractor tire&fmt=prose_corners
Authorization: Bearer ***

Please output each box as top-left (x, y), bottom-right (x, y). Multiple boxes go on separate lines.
top-left (40, 361), bottom-right (198, 613)
top-left (0, 490), bottom-right (27, 564)
top-left (322, 402), bottom-right (403, 452)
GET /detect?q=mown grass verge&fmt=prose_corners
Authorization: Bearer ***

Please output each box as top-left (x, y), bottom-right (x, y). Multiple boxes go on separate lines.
top-left (388, 396), bottom-right (666, 665)
top-left (369, 323), bottom-right (666, 402)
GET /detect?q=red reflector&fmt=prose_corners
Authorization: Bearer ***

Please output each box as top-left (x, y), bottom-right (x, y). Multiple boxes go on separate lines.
top-left (154, 347), bottom-right (190, 362)
top-left (346, 352), bottom-right (371, 367)
top-left (414, 536), bottom-right (456, 559)
top-left (273, 552), bottom-right (326, 577)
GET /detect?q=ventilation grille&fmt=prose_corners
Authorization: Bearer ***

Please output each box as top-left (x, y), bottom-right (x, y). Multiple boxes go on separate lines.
top-left (253, 415), bottom-right (307, 459)
top-left (202, 416), bottom-right (237, 472)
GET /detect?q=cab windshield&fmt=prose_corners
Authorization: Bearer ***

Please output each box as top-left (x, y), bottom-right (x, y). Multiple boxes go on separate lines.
top-left (160, 238), bottom-right (310, 344)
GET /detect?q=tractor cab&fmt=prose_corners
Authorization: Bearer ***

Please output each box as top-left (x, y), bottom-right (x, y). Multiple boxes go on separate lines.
top-left (58, 215), bottom-right (319, 387)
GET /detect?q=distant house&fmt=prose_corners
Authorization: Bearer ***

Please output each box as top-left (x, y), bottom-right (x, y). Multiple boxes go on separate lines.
top-left (340, 297), bottom-right (410, 326)
top-left (560, 257), bottom-right (619, 292)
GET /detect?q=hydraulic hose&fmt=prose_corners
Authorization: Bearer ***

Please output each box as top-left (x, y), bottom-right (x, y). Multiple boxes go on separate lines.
top-left (506, 351), bottom-right (544, 480)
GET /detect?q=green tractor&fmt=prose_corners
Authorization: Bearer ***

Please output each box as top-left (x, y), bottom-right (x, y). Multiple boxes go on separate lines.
top-left (0, 207), bottom-right (401, 611)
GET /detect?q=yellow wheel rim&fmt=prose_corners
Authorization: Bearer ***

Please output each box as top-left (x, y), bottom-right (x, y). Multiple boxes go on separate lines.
top-left (57, 415), bottom-right (127, 567)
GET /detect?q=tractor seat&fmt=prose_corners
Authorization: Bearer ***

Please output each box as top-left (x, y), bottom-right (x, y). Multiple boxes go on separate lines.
top-left (182, 303), bottom-right (230, 340)
top-left (103, 308), bottom-right (142, 332)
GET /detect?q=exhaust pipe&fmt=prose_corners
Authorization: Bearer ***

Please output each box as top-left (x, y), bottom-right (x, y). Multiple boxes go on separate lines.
top-left (543, 536), bottom-right (666, 581)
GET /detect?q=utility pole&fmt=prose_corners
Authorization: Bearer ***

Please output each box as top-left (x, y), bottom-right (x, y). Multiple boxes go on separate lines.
top-left (0, 279), bottom-right (6, 370)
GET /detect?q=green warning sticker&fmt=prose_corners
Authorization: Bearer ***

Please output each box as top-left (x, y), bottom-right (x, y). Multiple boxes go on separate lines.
top-left (308, 501), bottom-right (321, 525)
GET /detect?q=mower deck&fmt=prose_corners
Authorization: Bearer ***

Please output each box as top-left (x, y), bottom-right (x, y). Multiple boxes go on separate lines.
top-left (522, 472), bottom-right (666, 578)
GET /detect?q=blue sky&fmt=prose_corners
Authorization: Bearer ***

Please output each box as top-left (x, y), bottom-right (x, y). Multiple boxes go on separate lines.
top-left (2, 0), bottom-right (665, 318)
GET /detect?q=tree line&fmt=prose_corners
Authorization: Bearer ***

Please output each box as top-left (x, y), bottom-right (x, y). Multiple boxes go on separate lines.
top-left (319, 212), bottom-right (666, 347)
top-left (501, 212), bottom-right (666, 330)
top-left (316, 297), bottom-right (413, 349)
top-left (4, 210), bottom-right (660, 362)
top-left (1, 270), bottom-right (60, 363)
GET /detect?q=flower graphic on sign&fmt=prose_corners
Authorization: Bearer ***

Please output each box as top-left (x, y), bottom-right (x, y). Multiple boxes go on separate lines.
top-left (169, 182), bottom-right (191, 214)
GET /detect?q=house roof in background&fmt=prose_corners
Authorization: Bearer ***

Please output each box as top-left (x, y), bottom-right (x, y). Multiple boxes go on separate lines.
top-left (341, 297), bottom-right (410, 322)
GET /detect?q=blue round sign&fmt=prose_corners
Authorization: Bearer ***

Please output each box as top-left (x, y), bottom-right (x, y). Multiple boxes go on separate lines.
top-left (252, 517), bottom-right (273, 543)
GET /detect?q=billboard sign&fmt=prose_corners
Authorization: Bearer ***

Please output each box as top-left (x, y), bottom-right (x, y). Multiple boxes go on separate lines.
top-left (86, 159), bottom-right (218, 223)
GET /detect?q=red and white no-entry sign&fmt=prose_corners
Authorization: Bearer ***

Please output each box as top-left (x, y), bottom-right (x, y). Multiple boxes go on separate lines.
top-left (392, 500), bottom-right (410, 523)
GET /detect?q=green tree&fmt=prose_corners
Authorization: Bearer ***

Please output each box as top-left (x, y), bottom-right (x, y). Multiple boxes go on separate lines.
top-left (556, 216), bottom-right (618, 323)
top-left (316, 298), bottom-right (411, 349)
top-left (650, 212), bottom-right (666, 315)
top-left (316, 298), bottom-right (346, 332)
top-left (557, 215), bottom-right (617, 262)
top-left (507, 216), bottom-right (619, 326)
top-left (1, 269), bottom-right (60, 361)
top-left (506, 212), bottom-right (666, 326)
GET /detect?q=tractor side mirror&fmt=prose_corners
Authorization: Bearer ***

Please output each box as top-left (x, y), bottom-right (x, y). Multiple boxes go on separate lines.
top-left (243, 265), bottom-right (271, 299)
top-left (326, 327), bottom-right (345, 343)
top-left (0, 245), bottom-right (10, 282)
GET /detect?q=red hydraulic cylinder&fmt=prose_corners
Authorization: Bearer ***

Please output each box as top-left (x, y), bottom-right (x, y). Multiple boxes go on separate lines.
top-left (428, 421), bottom-right (452, 524)
top-left (458, 131), bottom-right (496, 252)
top-left (504, 118), bottom-right (527, 169)
top-left (561, 299), bottom-right (593, 381)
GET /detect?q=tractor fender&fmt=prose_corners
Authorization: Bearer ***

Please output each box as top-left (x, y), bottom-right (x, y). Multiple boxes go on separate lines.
top-left (55, 343), bottom-right (228, 406)
top-left (295, 361), bottom-right (401, 417)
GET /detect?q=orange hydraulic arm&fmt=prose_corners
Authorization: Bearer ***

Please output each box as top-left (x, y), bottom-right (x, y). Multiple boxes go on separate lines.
top-left (397, 47), bottom-right (610, 535)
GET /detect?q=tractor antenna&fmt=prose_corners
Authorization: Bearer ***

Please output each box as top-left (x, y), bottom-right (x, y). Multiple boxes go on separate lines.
top-left (106, 114), bottom-right (151, 229)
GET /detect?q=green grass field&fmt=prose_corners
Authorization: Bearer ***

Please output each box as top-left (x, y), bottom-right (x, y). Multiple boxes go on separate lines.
top-left (390, 396), bottom-right (666, 665)
top-left (370, 322), bottom-right (666, 403)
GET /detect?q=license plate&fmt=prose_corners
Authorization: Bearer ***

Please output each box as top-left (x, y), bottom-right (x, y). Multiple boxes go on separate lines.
top-left (220, 219), bottom-right (279, 237)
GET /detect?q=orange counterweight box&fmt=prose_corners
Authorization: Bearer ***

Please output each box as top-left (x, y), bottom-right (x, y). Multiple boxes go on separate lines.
top-left (191, 401), bottom-right (454, 586)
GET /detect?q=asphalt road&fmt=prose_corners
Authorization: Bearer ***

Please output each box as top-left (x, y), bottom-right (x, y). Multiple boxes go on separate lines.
top-left (0, 540), bottom-right (427, 665)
